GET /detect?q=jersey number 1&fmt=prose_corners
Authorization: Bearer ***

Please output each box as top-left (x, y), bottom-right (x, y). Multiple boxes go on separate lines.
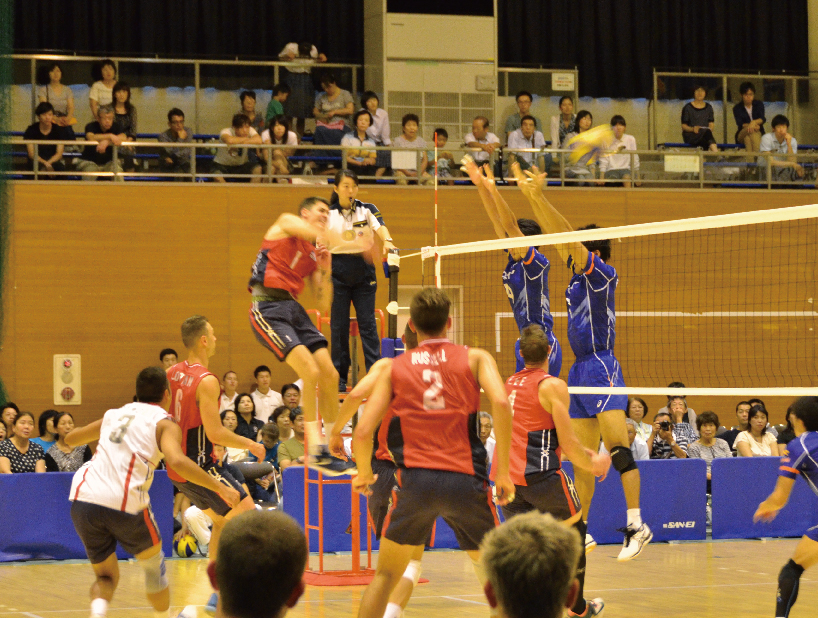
top-left (422, 369), bottom-right (446, 410)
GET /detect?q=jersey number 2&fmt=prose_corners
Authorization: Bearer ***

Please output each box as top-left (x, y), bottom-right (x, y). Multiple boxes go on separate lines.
top-left (422, 369), bottom-right (446, 410)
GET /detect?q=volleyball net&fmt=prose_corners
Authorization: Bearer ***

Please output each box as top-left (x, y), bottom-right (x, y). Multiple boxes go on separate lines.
top-left (419, 204), bottom-right (818, 396)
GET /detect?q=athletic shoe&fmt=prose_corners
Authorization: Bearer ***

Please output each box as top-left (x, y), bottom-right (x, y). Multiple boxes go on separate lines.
top-left (197, 543), bottom-right (208, 557)
top-left (338, 379), bottom-right (347, 393)
top-left (176, 606), bottom-right (198, 618)
top-left (307, 445), bottom-right (358, 477)
top-left (567, 597), bottom-right (604, 617)
top-left (203, 593), bottom-right (218, 616)
top-left (616, 523), bottom-right (652, 561)
top-left (584, 532), bottom-right (597, 554)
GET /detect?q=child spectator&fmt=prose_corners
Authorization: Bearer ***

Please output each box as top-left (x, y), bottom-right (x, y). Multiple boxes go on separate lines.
top-left (549, 96), bottom-right (575, 149)
top-left (112, 82), bottom-right (137, 171)
top-left (158, 108), bottom-right (193, 179)
top-left (262, 114), bottom-right (298, 183)
top-left (279, 41), bottom-right (327, 135)
top-left (428, 128), bottom-right (457, 185)
top-left (759, 114), bottom-right (812, 184)
top-left (507, 115), bottom-right (549, 174)
top-left (361, 91), bottom-right (391, 178)
top-left (392, 113), bottom-right (431, 185)
top-left (265, 83), bottom-right (291, 123)
top-left (465, 116), bottom-right (500, 165)
top-left (681, 85), bottom-right (718, 152)
top-left (504, 90), bottom-right (543, 142)
top-left (211, 113), bottom-right (262, 183)
top-left (597, 115), bottom-right (640, 188)
top-left (248, 423), bottom-right (282, 503)
top-left (24, 102), bottom-right (69, 177)
top-left (89, 59), bottom-right (117, 120)
top-left (341, 109), bottom-right (378, 180)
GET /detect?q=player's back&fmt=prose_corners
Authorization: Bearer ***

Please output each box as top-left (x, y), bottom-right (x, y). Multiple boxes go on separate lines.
top-left (248, 235), bottom-right (317, 299)
top-left (503, 247), bottom-right (554, 335)
top-left (387, 339), bottom-right (486, 479)
top-left (167, 361), bottom-right (214, 482)
top-left (782, 431), bottom-right (818, 496)
top-left (566, 252), bottom-right (618, 358)
top-left (70, 402), bottom-right (169, 514)
top-left (504, 367), bottom-right (561, 486)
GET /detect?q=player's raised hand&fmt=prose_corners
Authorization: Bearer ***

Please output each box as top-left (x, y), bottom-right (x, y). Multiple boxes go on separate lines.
top-left (482, 163), bottom-right (496, 186)
top-left (460, 154), bottom-right (482, 185)
top-left (314, 243), bottom-right (332, 270)
top-left (509, 162), bottom-right (531, 193)
top-left (249, 441), bottom-right (267, 461)
top-left (218, 483), bottom-right (241, 508)
top-left (494, 474), bottom-right (516, 506)
top-left (523, 166), bottom-right (548, 191)
top-left (351, 471), bottom-right (378, 496)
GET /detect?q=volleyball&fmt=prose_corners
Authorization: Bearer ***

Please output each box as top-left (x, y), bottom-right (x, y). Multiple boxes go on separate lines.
top-left (565, 123), bottom-right (615, 163)
top-left (174, 534), bottom-right (198, 558)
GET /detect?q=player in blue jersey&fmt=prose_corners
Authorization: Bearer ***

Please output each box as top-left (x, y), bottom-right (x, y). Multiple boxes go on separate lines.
top-left (511, 162), bottom-right (651, 561)
top-left (755, 396), bottom-right (818, 618)
top-left (461, 155), bottom-right (562, 376)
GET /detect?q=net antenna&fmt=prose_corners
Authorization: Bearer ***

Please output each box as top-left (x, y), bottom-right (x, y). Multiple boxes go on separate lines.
top-left (433, 131), bottom-right (440, 288)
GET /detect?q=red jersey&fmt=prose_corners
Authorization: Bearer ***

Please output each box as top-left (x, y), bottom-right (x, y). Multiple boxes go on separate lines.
top-left (248, 236), bottom-right (318, 299)
top-left (166, 361), bottom-right (215, 483)
top-left (501, 367), bottom-right (561, 486)
top-left (387, 339), bottom-right (487, 479)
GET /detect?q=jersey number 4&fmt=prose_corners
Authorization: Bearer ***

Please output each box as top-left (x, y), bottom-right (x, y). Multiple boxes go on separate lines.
top-left (422, 369), bottom-right (446, 410)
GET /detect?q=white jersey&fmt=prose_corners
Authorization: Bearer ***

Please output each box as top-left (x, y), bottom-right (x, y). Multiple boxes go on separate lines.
top-left (70, 402), bottom-right (170, 514)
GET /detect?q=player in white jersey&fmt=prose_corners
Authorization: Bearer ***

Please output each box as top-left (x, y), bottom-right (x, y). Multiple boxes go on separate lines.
top-left (67, 367), bottom-right (240, 618)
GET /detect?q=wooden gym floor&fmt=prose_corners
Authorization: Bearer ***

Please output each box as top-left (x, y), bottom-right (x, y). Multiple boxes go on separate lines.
top-left (0, 538), bottom-right (815, 617)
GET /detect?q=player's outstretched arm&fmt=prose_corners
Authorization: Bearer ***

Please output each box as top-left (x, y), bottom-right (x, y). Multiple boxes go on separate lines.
top-left (754, 476), bottom-right (795, 522)
top-left (461, 155), bottom-right (507, 240)
top-left (481, 164), bottom-right (525, 240)
top-left (198, 375), bottom-right (266, 460)
top-left (273, 213), bottom-right (325, 244)
top-left (157, 419), bottom-right (240, 508)
top-left (65, 418), bottom-right (104, 447)
top-left (329, 358), bottom-right (390, 458)
top-left (540, 378), bottom-right (610, 479)
top-left (351, 365), bottom-right (393, 495)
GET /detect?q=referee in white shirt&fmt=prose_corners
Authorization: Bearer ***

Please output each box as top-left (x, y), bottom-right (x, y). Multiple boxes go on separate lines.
top-left (327, 169), bottom-right (396, 391)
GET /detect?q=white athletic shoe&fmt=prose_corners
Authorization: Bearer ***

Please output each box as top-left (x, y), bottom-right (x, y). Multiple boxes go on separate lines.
top-left (584, 532), bottom-right (597, 554)
top-left (176, 606), bottom-right (198, 618)
top-left (617, 523), bottom-right (652, 561)
top-left (567, 597), bottom-right (605, 617)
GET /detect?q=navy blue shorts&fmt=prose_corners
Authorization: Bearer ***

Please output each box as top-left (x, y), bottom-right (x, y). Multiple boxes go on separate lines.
top-left (172, 461), bottom-right (247, 517)
top-left (250, 299), bottom-right (328, 362)
top-left (515, 330), bottom-right (562, 377)
top-left (501, 469), bottom-right (581, 522)
top-left (369, 457), bottom-right (398, 539)
top-left (567, 350), bottom-right (627, 419)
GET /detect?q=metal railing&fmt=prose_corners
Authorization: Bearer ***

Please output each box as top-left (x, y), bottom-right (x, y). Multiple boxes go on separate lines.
top-left (497, 67), bottom-right (579, 108)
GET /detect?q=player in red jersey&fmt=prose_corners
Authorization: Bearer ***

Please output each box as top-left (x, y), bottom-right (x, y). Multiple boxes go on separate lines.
top-left (501, 324), bottom-right (611, 618)
top-left (249, 196), bottom-right (354, 475)
top-left (352, 288), bottom-right (514, 618)
top-left (167, 315), bottom-right (266, 614)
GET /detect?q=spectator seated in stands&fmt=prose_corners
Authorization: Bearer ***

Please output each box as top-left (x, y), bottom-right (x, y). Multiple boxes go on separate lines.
top-left (720, 400), bottom-right (751, 451)
top-left (600, 418), bottom-right (649, 461)
top-left (733, 81), bottom-right (765, 160)
top-left (507, 115), bottom-right (549, 175)
top-left (262, 114), bottom-right (298, 183)
top-left (89, 59), bottom-right (117, 120)
top-left (777, 404), bottom-right (797, 455)
top-left (686, 411), bottom-right (732, 487)
top-left (158, 108), bottom-right (193, 178)
top-left (667, 396), bottom-right (699, 441)
top-left (233, 393), bottom-right (265, 441)
top-left (219, 370), bottom-right (239, 413)
top-left (597, 115), bottom-right (640, 188)
top-left (735, 404), bottom-right (777, 457)
top-left (37, 61), bottom-right (76, 134)
top-left (277, 409), bottom-right (305, 471)
top-left (265, 83), bottom-right (291, 123)
top-left (626, 397), bottom-right (652, 441)
top-left (251, 365), bottom-right (283, 423)
top-left (361, 91), bottom-right (391, 178)
top-left (478, 411), bottom-right (496, 466)
top-left (427, 128), bottom-right (458, 185)
top-left (247, 423), bottom-right (282, 504)
top-left (657, 381), bottom-right (697, 426)
top-left (24, 102), bottom-right (69, 177)
top-left (0, 423), bottom-right (5, 442)
top-left (281, 383), bottom-right (301, 413)
top-left (238, 90), bottom-right (266, 135)
top-left (220, 409), bottom-right (250, 463)
top-left (44, 411), bottom-right (92, 472)
top-left (211, 113), bottom-right (262, 183)
top-left (681, 85), bottom-right (718, 153)
top-left (76, 104), bottom-right (125, 180)
top-left (159, 348), bottom-right (177, 369)
top-left (563, 110), bottom-right (596, 185)
top-left (465, 116), bottom-right (501, 167)
top-left (312, 73), bottom-right (354, 163)
top-left (392, 113), bottom-right (431, 185)
top-left (30, 409), bottom-right (58, 452)
top-left (112, 82), bottom-right (138, 171)
top-left (1, 402), bottom-right (19, 438)
top-left (759, 114), bottom-right (814, 184)
top-left (272, 405), bottom-right (294, 442)
top-left (504, 90), bottom-right (543, 143)
top-left (550, 95), bottom-right (576, 150)
top-left (341, 109), bottom-right (378, 180)
top-left (648, 411), bottom-right (690, 459)
top-left (0, 411), bottom-right (46, 473)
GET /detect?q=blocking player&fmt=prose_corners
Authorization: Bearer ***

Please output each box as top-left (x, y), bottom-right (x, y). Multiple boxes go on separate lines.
top-left (512, 162), bottom-right (651, 560)
top-left (461, 155), bottom-right (561, 376)
top-left (329, 324), bottom-right (422, 618)
top-left (501, 324), bottom-right (610, 618)
top-left (754, 396), bottom-right (818, 618)
top-left (351, 287), bottom-right (514, 618)
top-left (66, 367), bottom-right (240, 618)
top-left (167, 315), bottom-right (265, 614)
top-left (248, 196), bottom-right (355, 475)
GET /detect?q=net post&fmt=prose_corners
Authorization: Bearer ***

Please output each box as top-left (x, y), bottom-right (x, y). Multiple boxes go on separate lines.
top-left (385, 249), bottom-right (400, 339)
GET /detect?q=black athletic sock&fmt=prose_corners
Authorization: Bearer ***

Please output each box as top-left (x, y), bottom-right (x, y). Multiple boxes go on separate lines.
top-left (571, 520), bottom-right (588, 616)
top-left (776, 559), bottom-right (804, 618)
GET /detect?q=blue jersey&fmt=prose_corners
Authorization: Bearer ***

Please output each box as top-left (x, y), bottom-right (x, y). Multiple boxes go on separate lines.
top-left (502, 247), bottom-right (554, 336)
top-left (565, 252), bottom-right (618, 359)
top-left (779, 431), bottom-right (818, 497)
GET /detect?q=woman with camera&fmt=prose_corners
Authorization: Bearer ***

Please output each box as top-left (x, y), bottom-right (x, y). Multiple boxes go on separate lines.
top-left (648, 411), bottom-right (690, 459)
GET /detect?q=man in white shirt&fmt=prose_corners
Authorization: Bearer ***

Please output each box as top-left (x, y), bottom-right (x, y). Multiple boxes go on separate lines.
top-left (597, 115), bottom-right (640, 188)
top-left (465, 116), bottom-right (500, 165)
top-left (251, 365), bottom-right (284, 423)
top-left (507, 115), bottom-right (548, 173)
top-left (211, 113), bottom-right (262, 183)
top-left (759, 114), bottom-right (812, 184)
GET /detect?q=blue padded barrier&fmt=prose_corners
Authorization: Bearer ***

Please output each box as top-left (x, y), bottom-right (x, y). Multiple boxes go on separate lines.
top-left (0, 471), bottom-right (174, 562)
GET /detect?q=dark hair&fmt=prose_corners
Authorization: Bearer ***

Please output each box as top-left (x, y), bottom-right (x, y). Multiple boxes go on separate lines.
top-left (626, 397), bottom-right (649, 419)
top-left (696, 410), bottom-right (720, 431)
top-left (331, 169), bottom-right (359, 203)
top-left (404, 322), bottom-right (419, 350)
top-left (748, 398), bottom-right (765, 409)
top-left (167, 108), bottom-right (185, 122)
top-left (352, 109), bottom-right (373, 131)
top-left (790, 397), bottom-right (818, 432)
top-left (654, 411), bottom-right (671, 422)
top-left (785, 404), bottom-right (795, 433)
top-left (13, 411), bottom-right (35, 426)
top-left (273, 83), bottom-right (291, 96)
top-left (35, 101), bottom-right (54, 117)
top-left (771, 114), bottom-right (789, 129)
top-left (558, 95), bottom-right (573, 106)
top-left (517, 218), bottom-right (542, 237)
top-left (410, 288), bottom-right (451, 335)
top-left (181, 315), bottom-right (209, 349)
top-left (52, 411), bottom-right (75, 432)
top-left (112, 81), bottom-right (132, 113)
top-left (240, 90), bottom-right (256, 103)
top-left (232, 113), bottom-right (251, 129)
top-left (735, 400), bottom-right (751, 412)
top-left (401, 113), bottom-right (419, 128)
top-left (739, 81), bottom-right (756, 96)
top-left (36, 62), bottom-right (62, 86)
top-left (474, 116), bottom-right (490, 129)
top-left (520, 114), bottom-right (537, 127)
top-left (223, 370), bottom-right (237, 380)
top-left (261, 422), bottom-right (280, 442)
top-left (748, 404), bottom-right (768, 433)
top-left (693, 84), bottom-right (707, 96)
top-left (519, 324), bottom-right (550, 366)
top-left (2, 402), bottom-right (20, 417)
top-left (610, 114), bottom-right (626, 127)
top-left (298, 196), bottom-right (330, 216)
top-left (574, 110), bottom-right (593, 132)
top-left (220, 409), bottom-right (238, 427)
top-left (37, 409), bottom-right (59, 437)
top-left (268, 115), bottom-right (291, 143)
top-left (234, 393), bottom-right (256, 416)
top-left (433, 128), bottom-right (448, 140)
top-left (135, 367), bottom-right (169, 404)
top-left (272, 406), bottom-right (291, 425)
top-left (93, 59), bottom-right (116, 82)
top-left (281, 383), bottom-right (300, 397)
top-left (515, 90), bottom-right (533, 103)
top-left (159, 348), bottom-right (178, 362)
top-left (319, 72), bottom-right (337, 87)
top-left (361, 91), bottom-right (379, 108)
top-left (254, 365), bottom-right (271, 378)
top-left (298, 41), bottom-right (313, 56)
top-left (577, 224), bottom-right (611, 262)
top-left (216, 510), bottom-right (307, 618)
top-left (289, 408), bottom-right (303, 422)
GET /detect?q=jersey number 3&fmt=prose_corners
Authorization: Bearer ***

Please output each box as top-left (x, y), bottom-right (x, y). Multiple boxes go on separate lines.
top-left (109, 414), bottom-right (136, 444)
top-left (422, 369), bottom-right (446, 410)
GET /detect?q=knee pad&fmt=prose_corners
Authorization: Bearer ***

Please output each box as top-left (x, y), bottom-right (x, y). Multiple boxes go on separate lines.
top-left (403, 559), bottom-right (422, 587)
top-left (778, 559), bottom-right (804, 615)
top-left (139, 550), bottom-right (168, 594)
top-left (610, 446), bottom-right (637, 474)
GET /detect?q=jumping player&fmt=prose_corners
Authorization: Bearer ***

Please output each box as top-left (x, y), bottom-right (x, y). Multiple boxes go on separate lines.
top-left (461, 155), bottom-right (561, 376)
top-left (166, 315), bottom-right (265, 614)
top-left (501, 324), bottom-right (610, 618)
top-left (512, 162), bottom-right (651, 560)
top-left (754, 396), bottom-right (818, 618)
top-left (329, 324), bottom-right (422, 618)
top-left (351, 287), bottom-right (514, 618)
top-left (66, 367), bottom-right (240, 618)
top-left (248, 196), bottom-right (354, 475)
